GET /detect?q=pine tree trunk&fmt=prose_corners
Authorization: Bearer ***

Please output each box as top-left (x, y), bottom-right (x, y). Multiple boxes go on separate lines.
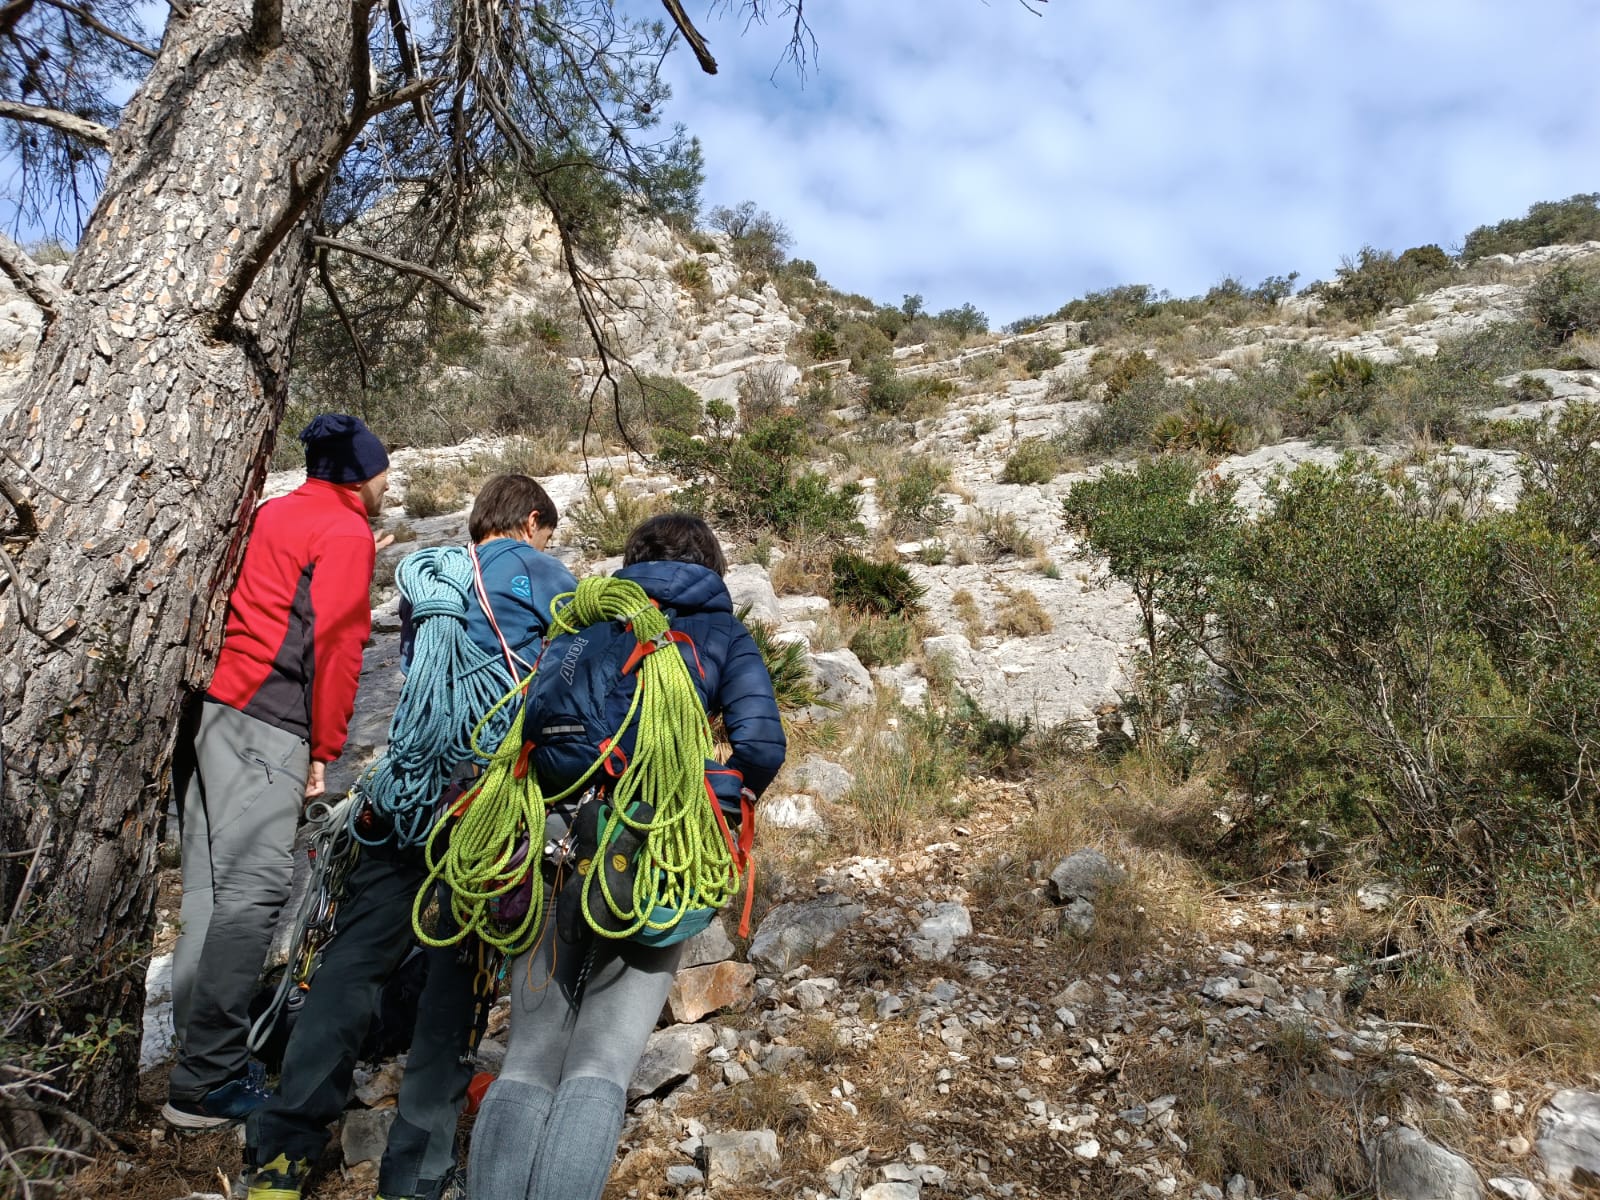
top-left (0, 0), bottom-right (353, 1126)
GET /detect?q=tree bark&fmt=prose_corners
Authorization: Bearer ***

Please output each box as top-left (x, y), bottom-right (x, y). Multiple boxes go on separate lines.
top-left (0, 0), bottom-right (354, 1126)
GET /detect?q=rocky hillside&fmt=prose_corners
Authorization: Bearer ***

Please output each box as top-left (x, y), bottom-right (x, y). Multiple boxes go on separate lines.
top-left (11, 209), bottom-right (1600, 1200)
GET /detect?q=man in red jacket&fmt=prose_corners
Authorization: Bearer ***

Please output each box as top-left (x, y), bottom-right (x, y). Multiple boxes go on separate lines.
top-left (164, 414), bottom-right (390, 1129)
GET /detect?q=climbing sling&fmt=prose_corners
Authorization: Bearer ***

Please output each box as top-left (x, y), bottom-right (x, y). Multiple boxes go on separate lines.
top-left (412, 575), bottom-right (753, 957)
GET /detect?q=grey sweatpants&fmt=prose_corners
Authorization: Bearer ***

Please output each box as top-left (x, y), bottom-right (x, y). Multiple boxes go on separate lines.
top-left (468, 924), bottom-right (683, 1200)
top-left (168, 699), bottom-right (308, 1103)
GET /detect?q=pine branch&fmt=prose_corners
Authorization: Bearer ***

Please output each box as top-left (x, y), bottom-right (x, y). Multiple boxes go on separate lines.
top-left (0, 99), bottom-right (111, 147)
top-left (36, 0), bottom-right (157, 58)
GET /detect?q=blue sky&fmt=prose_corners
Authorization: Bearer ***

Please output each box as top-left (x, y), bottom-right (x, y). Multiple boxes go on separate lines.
top-left (643, 0), bottom-right (1600, 326)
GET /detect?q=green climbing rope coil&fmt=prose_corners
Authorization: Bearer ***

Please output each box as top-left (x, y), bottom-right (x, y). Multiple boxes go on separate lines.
top-left (412, 575), bottom-right (742, 955)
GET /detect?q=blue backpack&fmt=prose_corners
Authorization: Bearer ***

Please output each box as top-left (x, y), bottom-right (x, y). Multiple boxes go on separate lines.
top-left (520, 609), bottom-right (752, 945)
top-left (525, 616), bottom-right (695, 798)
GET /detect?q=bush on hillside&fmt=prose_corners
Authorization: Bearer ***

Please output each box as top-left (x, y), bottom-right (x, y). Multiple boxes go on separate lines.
top-left (1462, 194), bottom-right (1600, 262)
top-left (1514, 400), bottom-right (1600, 547)
top-left (848, 614), bottom-right (914, 667)
top-left (1151, 402), bottom-right (1241, 457)
top-left (884, 454), bottom-right (955, 536)
top-left (707, 201), bottom-right (791, 275)
top-left (1318, 245), bottom-right (1454, 321)
top-left (1095, 349), bottom-right (1163, 399)
top-left (1075, 367), bottom-right (1172, 454)
top-left (1000, 437), bottom-right (1070, 485)
top-left (861, 359), bottom-right (953, 419)
top-left (740, 607), bottom-right (827, 713)
top-left (1219, 456), bottom-right (1600, 901)
top-left (1525, 263), bottom-right (1600, 344)
top-left (1023, 344), bottom-right (1064, 375)
top-left (933, 302), bottom-right (988, 339)
top-left (830, 552), bottom-right (925, 618)
top-left (657, 416), bottom-right (863, 544)
top-left (1288, 352), bottom-right (1381, 435)
top-left (1063, 456), bottom-right (1239, 745)
top-left (566, 478), bottom-right (659, 556)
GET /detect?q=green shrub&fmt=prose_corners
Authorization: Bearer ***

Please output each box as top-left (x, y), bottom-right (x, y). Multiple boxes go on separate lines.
top-left (836, 320), bottom-right (894, 369)
top-left (707, 201), bottom-right (792, 275)
top-left (1000, 437), bottom-right (1069, 485)
top-left (1152, 402), bottom-right (1240, 456)
top-left (1096, 349), bottom-right (1163, 399)
top-left (1514, 400), bottom-right (1600, 546)
top-left (807, 326), bottom-right (840, 360)
top-left (944, 689), bottom-right (1033, 776)
top-left (1023, 345), bottom-right (1064, 375)
top-left (615, 373), bottom-right (703, 447)
top-left (1075, 367), bottom-right (1173, 455)
top-left (741, 608), bottom-right (828, 713)
top-left (657, 417), bottom-right (863, 544)
top-left (671, 256), bottom-right (712, 301)
top-left (885, 455), bottom-right (954, 536)
top-left (1063, 455), bottom-right (1239, 745)
top-left (933, 302), bottom-right (988, 339)
top-left (861, 359), bottom-right (952, 419)
top-left (1289, 352), bottom-right (1380, 435)
top-left (849, 614), bottom-right (913, 667)
top-left (1526, 264), bottom-right (1600, 344)
top-left (1318, 245), bottom-right (1453, 321)
top-left (830, 552), bottom-right (926, 618)
top-left (863, 359), bottom-right (914, 415)
top-left (1219, 456), bottom-right (1600, 900)
top-left (1462, 194), bottom-right (1600, 261)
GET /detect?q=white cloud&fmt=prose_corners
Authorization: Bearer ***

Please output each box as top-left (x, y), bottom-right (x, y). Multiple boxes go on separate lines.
top-left (639, 0), bottom-right (1600, 324)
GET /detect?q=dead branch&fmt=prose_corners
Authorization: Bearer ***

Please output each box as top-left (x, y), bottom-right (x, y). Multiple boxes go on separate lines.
top-left (0, 99), bottom-right (111, 147)
top-left (315, 245), bottom-right (370, 389)
top-left (311, 235), bottom-right (484, 312)
top-left (0, 231), bottom-right (63, 317)
top-left (660, 0), bottom-right (716, 73)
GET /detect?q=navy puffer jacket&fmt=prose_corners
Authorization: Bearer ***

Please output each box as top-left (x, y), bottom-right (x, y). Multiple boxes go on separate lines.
top-left (610, 560), bottom-right (787, 798)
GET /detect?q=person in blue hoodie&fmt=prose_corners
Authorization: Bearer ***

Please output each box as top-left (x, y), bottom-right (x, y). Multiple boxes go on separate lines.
top-left (468, 513), bottom-right (787, 1200)
top-left (244, 475), bottom-right (578, 1200)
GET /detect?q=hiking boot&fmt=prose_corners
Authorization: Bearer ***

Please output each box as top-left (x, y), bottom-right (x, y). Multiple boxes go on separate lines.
top-left (161, 1070), bottom-right (270, 1129)
top-left (244, 1153), bottom-right (313, 1199)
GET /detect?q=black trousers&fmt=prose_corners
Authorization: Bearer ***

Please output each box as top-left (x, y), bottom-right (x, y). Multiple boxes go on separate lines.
top-left (246, 843), bottom-right (480, 1199)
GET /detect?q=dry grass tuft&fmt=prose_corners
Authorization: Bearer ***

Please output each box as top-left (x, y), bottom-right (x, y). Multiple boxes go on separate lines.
top-left (991, 582), bottom-right (1053, 638)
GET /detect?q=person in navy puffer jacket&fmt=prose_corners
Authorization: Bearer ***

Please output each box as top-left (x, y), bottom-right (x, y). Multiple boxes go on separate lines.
top-left (469, 514), bottom-right (786, 1200)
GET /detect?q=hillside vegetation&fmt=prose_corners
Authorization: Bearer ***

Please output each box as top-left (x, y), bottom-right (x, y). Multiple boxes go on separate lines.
top-left (19, 194), bottom-right (1600, 1199)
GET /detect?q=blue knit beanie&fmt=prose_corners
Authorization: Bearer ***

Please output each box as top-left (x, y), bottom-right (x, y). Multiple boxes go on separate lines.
top-left (299, 413), bottom-right (389, 484)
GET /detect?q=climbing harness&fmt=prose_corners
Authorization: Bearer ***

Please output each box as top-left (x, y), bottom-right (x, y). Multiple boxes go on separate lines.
top-left (352, 546), bottom-right (524, 848)
top-left (247, 791), bottom-right (361, 1054)
top-left (412, 575), bottom-right (754, 957)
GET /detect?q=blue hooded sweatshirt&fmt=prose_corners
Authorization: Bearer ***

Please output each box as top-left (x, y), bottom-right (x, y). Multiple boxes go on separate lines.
top-left (400, 538), bottom-right (577, 672)
top-left (611, 560), bottom-right (788, 799)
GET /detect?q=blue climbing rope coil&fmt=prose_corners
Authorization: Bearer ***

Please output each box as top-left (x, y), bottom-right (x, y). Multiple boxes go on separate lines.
top-left (351, 546), bottom-right (519, 847)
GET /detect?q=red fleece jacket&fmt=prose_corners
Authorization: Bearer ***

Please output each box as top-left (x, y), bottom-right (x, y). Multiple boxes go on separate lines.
top-left (206, 479), bottom-right (375, 762)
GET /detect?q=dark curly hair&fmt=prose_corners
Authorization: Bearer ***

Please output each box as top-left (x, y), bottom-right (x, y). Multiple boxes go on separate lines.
top-left (622, 513), bottom-right (727, 576)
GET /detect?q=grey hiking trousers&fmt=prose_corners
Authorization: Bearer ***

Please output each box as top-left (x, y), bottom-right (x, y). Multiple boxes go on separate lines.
top-left (169, 699), bottom-right (308, 1103)
top-left (468, 919), bottom-right (683, 1200)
